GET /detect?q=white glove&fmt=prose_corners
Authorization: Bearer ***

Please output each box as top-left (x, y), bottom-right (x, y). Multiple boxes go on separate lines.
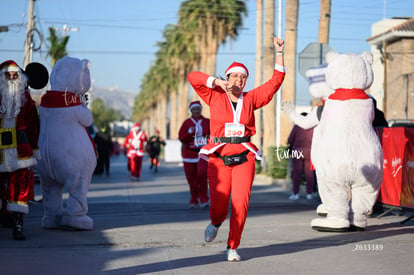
top-left (281, 101), bottom-right (294, 115)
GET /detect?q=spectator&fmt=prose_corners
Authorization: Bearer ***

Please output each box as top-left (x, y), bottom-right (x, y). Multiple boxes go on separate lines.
top-left (147, 129), bottom-right (166, 173)
top-left (94, 126), bottom-right (113, 176)
top-left (287, 112), bottom-right (316, 200)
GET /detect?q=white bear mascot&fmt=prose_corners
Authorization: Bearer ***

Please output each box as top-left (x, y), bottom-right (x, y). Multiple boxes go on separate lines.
top-left (38, 56), bottom-right (97, 230)
top-left (283, 64), bottom-right (332, 217)
top-left (284, 52), bottom-right (383, 232)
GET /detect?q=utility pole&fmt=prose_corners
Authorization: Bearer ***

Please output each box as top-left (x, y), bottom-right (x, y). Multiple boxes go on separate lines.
top-left (318, 0), bottom-right (331, 44)
top-left (23, 0), bottom-right (35, 68)
top-left (253, 0), bottom-right (263, 149)
top-left (382, 40), bottom-right (387, 117)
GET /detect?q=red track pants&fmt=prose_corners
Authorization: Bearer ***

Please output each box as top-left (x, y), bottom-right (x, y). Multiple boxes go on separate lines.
top-left (129, 155), bottom-right (143, 178)
top-left (183, 159), bottom-right (209, 205)
top-left (208, 152), bottom-right (255, 249)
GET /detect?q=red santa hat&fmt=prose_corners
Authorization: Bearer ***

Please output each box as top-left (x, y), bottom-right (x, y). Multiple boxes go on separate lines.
top-left (225, 62), bottom-right (249, 78)
top-left (188, 100), bottom-right (202, 111)
top-left (132, 123), bottom-right (141, 130)
top-left (0, 60), bottom-right (21, 74)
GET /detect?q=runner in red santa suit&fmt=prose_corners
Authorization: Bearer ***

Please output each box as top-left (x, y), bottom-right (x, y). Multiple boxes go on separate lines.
top-left (178, 101), bottom-right (210, 209)
top-left (124, 123), bottom-right (147, 180)
top-left (0, 60), bottom-right (41, 240)
top-left (188, 37), bottom-right (286, 262)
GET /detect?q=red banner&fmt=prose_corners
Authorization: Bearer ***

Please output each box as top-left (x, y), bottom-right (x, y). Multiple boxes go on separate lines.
top-left (377, 127), bottom-right (414, 208)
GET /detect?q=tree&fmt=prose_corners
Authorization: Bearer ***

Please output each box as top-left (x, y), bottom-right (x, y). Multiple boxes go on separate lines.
top-left (132, 0), bottom-right (248, 136)
top-left (262, 0), bottom-right (275, 161)
top-left (280, 0), bottom-right (299, 146)
top-left (253, 0), bottom-right (264, 149)
top-left (178, 0), bottom-right (247, 117)
top-left (46, 27), bottom-right (69, 67)
top-left (91, 98), bottom-right (124, 129)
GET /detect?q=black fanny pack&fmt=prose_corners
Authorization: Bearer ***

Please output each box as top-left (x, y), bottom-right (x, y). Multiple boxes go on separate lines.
top-left (214, 150), bottom-right (249, 166)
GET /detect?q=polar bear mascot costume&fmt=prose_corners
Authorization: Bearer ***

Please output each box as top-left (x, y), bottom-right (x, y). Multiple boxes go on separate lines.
top-left (283, 64), bottom-right (332, 216)
top-left (284, 52), bottom-right (383, 232)
top-left (38, 56), bottom-right (96, 230)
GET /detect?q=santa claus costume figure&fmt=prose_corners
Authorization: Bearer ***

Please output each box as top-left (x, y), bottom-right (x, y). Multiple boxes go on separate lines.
top-left (178, 101), bottom-right (210, 208)
top-left (124, 123), bottom-right (148, 180)
top-left (188, 37), bottom-right (286, 261)
top-left (0, 60), bottom-right (41, 240)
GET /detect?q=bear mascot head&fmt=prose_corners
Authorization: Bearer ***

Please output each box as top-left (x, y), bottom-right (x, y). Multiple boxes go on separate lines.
top-left (38, 56), bottom-right (97, 230)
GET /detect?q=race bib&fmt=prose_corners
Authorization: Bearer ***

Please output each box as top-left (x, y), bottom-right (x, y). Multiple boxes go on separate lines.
top-left (225, 123), bottom-right (245, 137)
top-left (194, 136), bottom-right (207, 147)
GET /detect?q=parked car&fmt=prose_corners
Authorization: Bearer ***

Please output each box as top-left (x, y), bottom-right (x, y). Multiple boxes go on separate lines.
top-left (388, 119), bottom-right (414, 128)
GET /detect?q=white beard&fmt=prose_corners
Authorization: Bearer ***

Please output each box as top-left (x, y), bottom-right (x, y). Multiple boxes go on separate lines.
top-left (0, 74), bottom-right (27, 119)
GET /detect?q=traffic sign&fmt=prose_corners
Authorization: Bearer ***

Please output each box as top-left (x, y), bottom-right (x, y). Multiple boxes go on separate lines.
top-left (298, 43), bottom-right (333, 78)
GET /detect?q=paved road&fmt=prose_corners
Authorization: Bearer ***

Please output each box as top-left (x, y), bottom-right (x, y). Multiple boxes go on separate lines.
top-left (1, 155), bottom-right (413, 275)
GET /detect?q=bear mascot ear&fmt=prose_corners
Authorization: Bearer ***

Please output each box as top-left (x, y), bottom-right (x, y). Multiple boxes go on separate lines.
top-left (24, 62), bottom-right (49, 89)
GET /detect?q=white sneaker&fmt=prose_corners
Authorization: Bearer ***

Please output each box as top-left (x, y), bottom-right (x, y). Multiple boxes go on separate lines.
top-left (289, 194), bottom-right (300, 200)
top-left (306, 194), bottom-right (313, 200)
top-left (199, 202), bottom-right (209, 208)
top-left (204, 223), bottom-right (218, 242)
top-left (188, 203), bottom-right (197, 209)
top-left (226, 248), bottom-right (241, 262)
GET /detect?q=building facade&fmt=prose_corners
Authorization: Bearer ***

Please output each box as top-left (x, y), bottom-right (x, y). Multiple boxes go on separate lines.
top-left (367, 17), bottom-right (414, 120)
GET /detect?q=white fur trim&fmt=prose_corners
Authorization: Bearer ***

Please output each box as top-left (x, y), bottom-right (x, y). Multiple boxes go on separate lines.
top-left (189, 103), bottom-right (202, 110)
top-left (275, 64), bottom-right (287, 73)
top-left (182, 157), bottom-right (200, 163)
top-left (226, 67), bottom-right (247, 76)
top-left (8, 202), bottom-right (29, 214)
top-left (199, 154), bottom-right (209, 162)
top-left (207, 76), bottom-right (216, 88)
top-left (199, 144), bottom-right (225, 155)
top-left (0, 149), bottom-right (37, 172)
top-left (242, 143), bottom-right (262, 160)
top-left (199, 142), bottom-right (262, 160)
top-left (1, 66), bottom-right (20, 73)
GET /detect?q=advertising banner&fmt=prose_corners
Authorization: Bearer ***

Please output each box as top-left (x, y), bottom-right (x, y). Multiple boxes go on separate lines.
top-left (377, 127), bottom-right (414, 208)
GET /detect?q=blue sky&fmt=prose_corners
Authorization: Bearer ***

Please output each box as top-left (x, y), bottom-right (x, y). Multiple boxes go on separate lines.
top-left (0, 0), bottom-right (413, 105)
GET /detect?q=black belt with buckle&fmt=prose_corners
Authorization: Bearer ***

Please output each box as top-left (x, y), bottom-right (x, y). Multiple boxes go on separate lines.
top-left (213, 136), bottom-right (251, 144)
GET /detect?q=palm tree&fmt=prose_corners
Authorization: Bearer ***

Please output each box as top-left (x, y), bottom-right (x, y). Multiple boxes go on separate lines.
top-left (253, 0), bottom-right (263, 148)
top-left (46, 27), bottom-right (69, 67)
top-left (179, 0), bottom-right (247, 117)
top-left (132, 0), bottom-right (247, 134)
top-left (262, 0), bottom-right (275, 161)
top-left (280, 0), bottom-right (299, 146)
top-left (159, 24), bottom-right (198, 138)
